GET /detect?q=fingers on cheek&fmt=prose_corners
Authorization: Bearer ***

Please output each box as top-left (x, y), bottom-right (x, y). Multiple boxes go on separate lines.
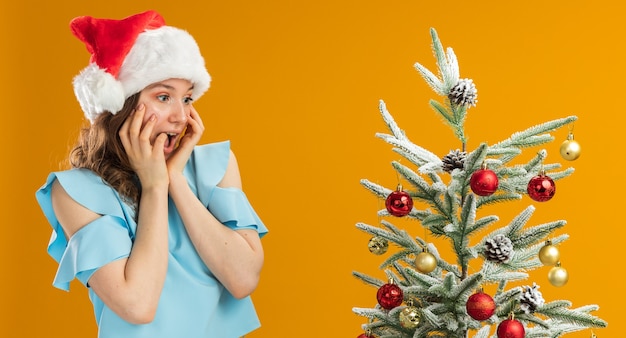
top-left (190, 120), bottom-right (203, 132)
top-left (155, 132), bottom-right (167, 145)
top-left (140, 115), bottom-right (156, 134)
top-left (191, 110), bottom-right (201, 121)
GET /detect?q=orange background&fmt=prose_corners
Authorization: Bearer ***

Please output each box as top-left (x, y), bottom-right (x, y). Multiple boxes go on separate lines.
top-left (1, 1), bottom-right (622, 337)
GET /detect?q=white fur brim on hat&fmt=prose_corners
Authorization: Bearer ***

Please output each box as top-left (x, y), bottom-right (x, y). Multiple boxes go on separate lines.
top-left (73, 64), bottom-right (126, 123)
top-left (73, 26), bottom-right (211, 123)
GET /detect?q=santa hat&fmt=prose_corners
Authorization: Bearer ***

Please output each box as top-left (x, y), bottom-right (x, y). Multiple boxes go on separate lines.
top-left (70, 10), bottom-right (211, 123)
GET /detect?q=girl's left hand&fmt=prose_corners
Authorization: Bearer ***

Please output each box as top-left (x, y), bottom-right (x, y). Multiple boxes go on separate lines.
top-left (166, 105), bottom-right (205, 176)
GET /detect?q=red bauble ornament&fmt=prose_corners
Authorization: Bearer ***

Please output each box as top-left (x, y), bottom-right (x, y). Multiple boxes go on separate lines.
top-left (527, 173), bottom-right (556, 202)
top-left (466, 291), bottom-right (496, 321)
top-left (376, 282), bottom-right (404, 310)
top-left (385, 185), bottom-right (413, 217)
top-left (497, 318), bottom-right (525, 338)
top-left (470, 168), bottom-right (499, 196)
top-left (356, 334), bottom-right (370, 338)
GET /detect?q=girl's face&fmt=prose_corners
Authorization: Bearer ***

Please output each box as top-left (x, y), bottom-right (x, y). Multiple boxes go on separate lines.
top-left (137, 78), bottom-right (194, 158)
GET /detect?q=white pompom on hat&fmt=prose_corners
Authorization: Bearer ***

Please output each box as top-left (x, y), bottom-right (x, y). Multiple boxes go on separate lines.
top-left (70, 10), bottom-right (211, 123)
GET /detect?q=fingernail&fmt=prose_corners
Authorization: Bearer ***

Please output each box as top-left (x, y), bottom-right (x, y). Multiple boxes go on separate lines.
top-left (137, 103), bottom-right (145, 110)
top-left (150, 115), bottom-right (156, 121)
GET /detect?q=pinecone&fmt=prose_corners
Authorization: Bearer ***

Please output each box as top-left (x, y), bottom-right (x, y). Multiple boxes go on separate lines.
top-left (448, 78), bottom-right (477, 107)
top-left (519, 283), bottom-right (545, 314)
top-left (484, 234), bottom-right (513, 263)
top-left (441, 149), bottom-right (467, 173)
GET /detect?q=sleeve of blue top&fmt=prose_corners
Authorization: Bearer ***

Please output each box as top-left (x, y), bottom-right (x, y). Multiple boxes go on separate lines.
top-left (189, 141), bottom-right (268, 237)
top-left (54, 216), bottom-right (133, 290)
top-left (35, 169), bottom-right (133, 291)
top-left (208, 187), bottom-right (268, 237)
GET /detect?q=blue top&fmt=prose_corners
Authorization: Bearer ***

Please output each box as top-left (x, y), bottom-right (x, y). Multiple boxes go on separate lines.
top-left (36, 141), bottom-right (268, 338)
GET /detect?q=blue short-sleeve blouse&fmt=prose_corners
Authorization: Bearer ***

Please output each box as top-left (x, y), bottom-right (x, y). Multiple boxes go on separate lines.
top-left (35, 141), bottom-right (268, 338)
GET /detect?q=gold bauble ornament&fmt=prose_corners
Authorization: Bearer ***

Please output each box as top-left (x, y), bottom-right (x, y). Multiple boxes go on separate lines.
top-left (399, 305), bottom-right (421, 329)
top-left (560, 133), bottom-right (581, 161)
top-left (415, 251), bottom-right (437, 274)
top-left (548, 263), bottom-right (569, 287)
top-left (538, 240), bottom-right (560, 265)
top-left (368, 236), bottom-right (389, 255)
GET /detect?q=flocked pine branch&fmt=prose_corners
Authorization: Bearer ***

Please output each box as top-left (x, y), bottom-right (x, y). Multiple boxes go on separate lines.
top-left (352, 27), bottom-right (607, 337)
top-left (414, 28), bottom-right (471, 144)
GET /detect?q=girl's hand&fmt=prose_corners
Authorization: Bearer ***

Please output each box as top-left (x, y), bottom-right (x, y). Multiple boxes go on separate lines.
top-left (119, 103), bottom-right (169, 189)
top-left (166, 105), bottom-right (205, 176)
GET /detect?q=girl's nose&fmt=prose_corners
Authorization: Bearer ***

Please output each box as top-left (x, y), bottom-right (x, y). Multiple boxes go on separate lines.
top-left (169, 102), bottom-right (188, 124)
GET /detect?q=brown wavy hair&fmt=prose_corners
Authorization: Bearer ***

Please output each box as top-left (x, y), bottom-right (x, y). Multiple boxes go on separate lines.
top-left (69, 93), bottom-right (141, 207)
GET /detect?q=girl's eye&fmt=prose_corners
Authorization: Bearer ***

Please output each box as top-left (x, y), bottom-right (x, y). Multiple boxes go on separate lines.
top-left (157, 94), bottom-right (170, 102)
top-left (183, 96), bottom-right (194, 105)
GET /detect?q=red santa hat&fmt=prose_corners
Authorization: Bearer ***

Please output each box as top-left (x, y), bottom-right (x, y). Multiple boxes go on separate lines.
top-left (70, 10), bottom-right (211, 123)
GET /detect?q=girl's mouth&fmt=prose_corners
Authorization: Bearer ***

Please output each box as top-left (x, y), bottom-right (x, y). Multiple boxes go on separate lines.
top-left (163, 132), bottom-right (179, 152)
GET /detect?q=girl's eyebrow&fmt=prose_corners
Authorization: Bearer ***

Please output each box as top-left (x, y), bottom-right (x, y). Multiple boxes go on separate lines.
top-left (145, 83), bottom-right (195, 91)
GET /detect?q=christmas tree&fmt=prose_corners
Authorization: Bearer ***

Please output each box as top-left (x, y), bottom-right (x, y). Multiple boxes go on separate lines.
top-left (352, 28), bottom-right (607, 338)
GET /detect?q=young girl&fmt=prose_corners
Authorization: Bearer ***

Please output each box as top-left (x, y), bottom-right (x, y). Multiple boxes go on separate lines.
top-left (36, 10), bottom-right (267, 338)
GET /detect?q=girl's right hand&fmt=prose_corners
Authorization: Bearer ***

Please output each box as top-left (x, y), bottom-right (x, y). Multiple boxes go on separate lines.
top-left (119, 103), bottom-right (169, 189)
